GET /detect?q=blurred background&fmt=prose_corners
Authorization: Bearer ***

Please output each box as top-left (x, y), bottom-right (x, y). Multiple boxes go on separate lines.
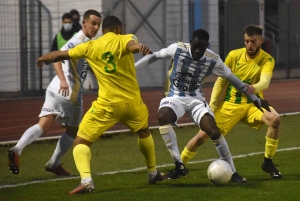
top-left (0, 0), bottom-right (299, 99)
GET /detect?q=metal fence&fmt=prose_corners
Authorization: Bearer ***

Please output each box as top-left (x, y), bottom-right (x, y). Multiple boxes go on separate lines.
top-left (0, 0), bottom-right (299, 98)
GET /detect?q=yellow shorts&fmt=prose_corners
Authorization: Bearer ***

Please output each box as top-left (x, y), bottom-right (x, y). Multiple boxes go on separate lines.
top-left (78, 99), bottom-right (149, 142)
top-left (214, 101), bottom-right (276, 135)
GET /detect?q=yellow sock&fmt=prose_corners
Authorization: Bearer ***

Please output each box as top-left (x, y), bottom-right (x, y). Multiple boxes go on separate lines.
top-left (138, 135), bottom-right (156, 173)
top-left (181, 147), bottom-right (197, 165)
top-left (73, 144), bottom-right (92, 180)
top-left (265, 136), bottom-right (279, 159)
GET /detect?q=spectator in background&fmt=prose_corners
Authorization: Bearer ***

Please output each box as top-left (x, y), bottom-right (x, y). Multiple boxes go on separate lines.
top-left (51, 13), bottom-right (77, 52)
top-left (70, 9), bottom-right (82, 32)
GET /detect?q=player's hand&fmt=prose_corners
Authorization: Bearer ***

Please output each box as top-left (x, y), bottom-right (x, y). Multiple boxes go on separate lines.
top-left (253, 98), bottom-right (271, 113)
top-left (58, 79), bottom-right (69, 97)
top-left (139, 43), bottom-right (152, 56)
top-left (37, 56), bottom-right (51, 68)
top-left (245, 84), bottom-right (255, 94)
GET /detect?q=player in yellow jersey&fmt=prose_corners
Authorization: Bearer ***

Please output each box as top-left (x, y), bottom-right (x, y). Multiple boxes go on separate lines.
top-left (177, 25), bottom-right (281, 181)
top-left (37, 15), bottom-right (164, 195)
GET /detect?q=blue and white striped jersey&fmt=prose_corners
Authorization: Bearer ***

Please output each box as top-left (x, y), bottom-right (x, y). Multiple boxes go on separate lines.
top-left (159, 42), bottom-right (231, 100)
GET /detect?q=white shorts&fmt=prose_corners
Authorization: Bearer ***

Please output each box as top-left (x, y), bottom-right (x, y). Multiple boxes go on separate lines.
top-left (158, 97), bottom-right (214, 127)
top-left (39, 90), bottom-right (83, 127)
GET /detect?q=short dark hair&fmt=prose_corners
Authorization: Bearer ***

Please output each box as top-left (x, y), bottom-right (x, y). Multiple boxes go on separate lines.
top-left (83, 9), bottom-right (102, 20)
top-left (70, 9), bottom-right (80, 18)
top-left (243, 25), bottom-right (263, 36)
top-left (102, 16), bottom-right (122, 31)
top-left (192, 29), bottom-right (209, 42)
top-left (62, 13), bottom-right (72, 21)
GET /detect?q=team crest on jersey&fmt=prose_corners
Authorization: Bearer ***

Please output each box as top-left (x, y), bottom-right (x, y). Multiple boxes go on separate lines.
top-left (132, 35), bottom-right (138, 42)
top-left (68, 43), bottom-right (74, 49)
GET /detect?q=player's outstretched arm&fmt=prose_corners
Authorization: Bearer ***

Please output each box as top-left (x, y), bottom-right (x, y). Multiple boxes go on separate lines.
top-left (37, 50), bottom-right (70, 68)
top-left (126, 40), bottom-right (152, 55)
top-left (226, 73), bottom-right (271, 112)
top-left (134, 51), bottom-right (164, 69)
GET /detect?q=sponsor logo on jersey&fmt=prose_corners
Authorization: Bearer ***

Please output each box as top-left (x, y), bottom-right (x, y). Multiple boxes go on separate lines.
top-left (173, 72), bottom-right (201, 92)
top-left (68, 43), bottom-right (74, 49)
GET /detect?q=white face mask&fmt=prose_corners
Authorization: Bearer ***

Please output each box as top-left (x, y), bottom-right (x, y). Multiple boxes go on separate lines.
top-left (63, 23), bottom-right (73, 32)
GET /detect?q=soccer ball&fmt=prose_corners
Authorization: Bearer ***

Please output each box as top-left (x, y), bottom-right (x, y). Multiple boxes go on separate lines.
top-left (207, 159), bottom-right (233, 186)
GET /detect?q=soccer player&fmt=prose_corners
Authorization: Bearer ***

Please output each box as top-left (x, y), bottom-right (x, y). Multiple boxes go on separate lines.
top-left (7, 10), bottom-right (102, 176)
top-left (180, 25), bottom-right (282, 179)
top-left (134, 29), bottom-right (271, 183)
top-left (37, 15), bottom-right (164, 195)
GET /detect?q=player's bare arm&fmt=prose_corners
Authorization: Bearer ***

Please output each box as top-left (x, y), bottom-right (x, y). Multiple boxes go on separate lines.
top-left (37, 50), bottom-right (70, 68)
top-left (126, 40), bottom-right (152, 55)
top-left (53, 62), bottom-right (69, 97)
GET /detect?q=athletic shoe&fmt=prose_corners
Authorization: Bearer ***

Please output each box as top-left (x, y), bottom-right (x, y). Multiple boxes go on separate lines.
top-left (148, 171), bottom-right (164, 184)
top-left (69, 180), bottom-right (95, 195)
top-left (8, 149), bottom-right (19, 174)
top-left (231, 172), bottom-right (247, 183)
top-left (45, 164), bottom-right (70, 176)
top-left (164, 162), bottom-right (189, 179)
top-left (261, 160), bottom-right (282, 179)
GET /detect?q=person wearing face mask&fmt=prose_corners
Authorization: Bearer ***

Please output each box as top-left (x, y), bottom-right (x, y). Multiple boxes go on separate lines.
top-left (50, 13), bottom-right (77, 52)
top-left (70, 9), bottom-right (82, 32)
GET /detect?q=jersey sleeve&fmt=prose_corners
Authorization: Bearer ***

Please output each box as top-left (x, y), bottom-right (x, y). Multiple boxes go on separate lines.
top-left (261, 56), bottom-right (275, 75)
top-left (252, 56), bottom-right (275, 93)
top-left (224, 51), bottom-right (234, 69)
top-left (68, 41), bottom-right (91, 60)
top-left (212, 57), bottom-right (232, 78)
top-left (157, 43), bottom-right (177, 59)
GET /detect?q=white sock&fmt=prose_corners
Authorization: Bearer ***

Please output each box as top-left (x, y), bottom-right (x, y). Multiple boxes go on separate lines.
top-left (47, 133), bottom-right (74, 167)
top-left (159, 125), bottom-right (183, 163)
top-left (212, 135), bottom-right (236, 172)
top-left (81, 178), bottom-right (92, 184)
top-left (14, 124), bottom-right (43, 155)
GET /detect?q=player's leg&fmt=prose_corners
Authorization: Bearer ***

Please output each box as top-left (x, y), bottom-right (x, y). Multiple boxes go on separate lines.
top-left (69, 136), bottom-right (95, 195)
top-left (180, 130), bottom-right (209, 164)
top-left (157, 98), bottom-right (188, 179)
top-left (246, 107), bottom-right (282, 178)
top-left (45, 126), bottom-right (77, 176)
top-left (69, 103), bottom-right (117, 194)
top-left (45, 101), bottom-right (83, 176)
top-left (121, 99), bottom-right (163, 184)
top-left (7, 91), bottom-right (59, 174)
top-left (188, 100), bottom-right (246, 183)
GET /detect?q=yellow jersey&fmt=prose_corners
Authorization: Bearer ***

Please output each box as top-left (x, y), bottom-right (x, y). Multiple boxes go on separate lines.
top-left (223, 48), bottom-right (275, 104)
top-left (68, 32), bottom-right (141, 105)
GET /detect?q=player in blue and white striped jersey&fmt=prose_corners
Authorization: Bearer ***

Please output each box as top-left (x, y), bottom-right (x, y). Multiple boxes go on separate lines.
top-left (135, 29), bottom-right (271, 181)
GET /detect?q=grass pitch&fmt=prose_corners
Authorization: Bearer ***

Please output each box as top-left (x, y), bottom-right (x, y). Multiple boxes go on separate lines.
top-left (0, 114), bottom-right (299, 201)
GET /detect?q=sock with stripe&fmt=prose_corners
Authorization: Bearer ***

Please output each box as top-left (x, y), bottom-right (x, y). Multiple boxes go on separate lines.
top-left (73, 144), bottom-right (92, 182)
top-left (138, 134), bottom-right (156, 173)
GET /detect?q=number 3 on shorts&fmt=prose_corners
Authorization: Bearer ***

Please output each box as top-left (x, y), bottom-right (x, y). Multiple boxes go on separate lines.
top-left (102, 52), bottom-right (116, 73)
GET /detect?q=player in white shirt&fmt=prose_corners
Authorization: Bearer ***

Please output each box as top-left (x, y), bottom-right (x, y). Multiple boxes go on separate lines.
top-left (135, 29), bottom-right (271, 182)
top-left (8, 10), bottom-right (102, 176)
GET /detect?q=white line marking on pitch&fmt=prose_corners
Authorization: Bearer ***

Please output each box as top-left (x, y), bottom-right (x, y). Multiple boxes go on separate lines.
top-left (1, 146), bottom-right (299, 189)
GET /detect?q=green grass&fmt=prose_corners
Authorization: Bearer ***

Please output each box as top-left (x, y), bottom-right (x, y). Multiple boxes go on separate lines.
top-left (0, 114), bottom-right (299, 201)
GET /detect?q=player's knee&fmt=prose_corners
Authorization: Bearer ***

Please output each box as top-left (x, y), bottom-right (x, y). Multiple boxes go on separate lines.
top-left (157, 111), bottom-right (170, 125)
top-left (205, 128), bottom-right (220, 141)
top-left (270, 113), bottom-right (280, 129)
